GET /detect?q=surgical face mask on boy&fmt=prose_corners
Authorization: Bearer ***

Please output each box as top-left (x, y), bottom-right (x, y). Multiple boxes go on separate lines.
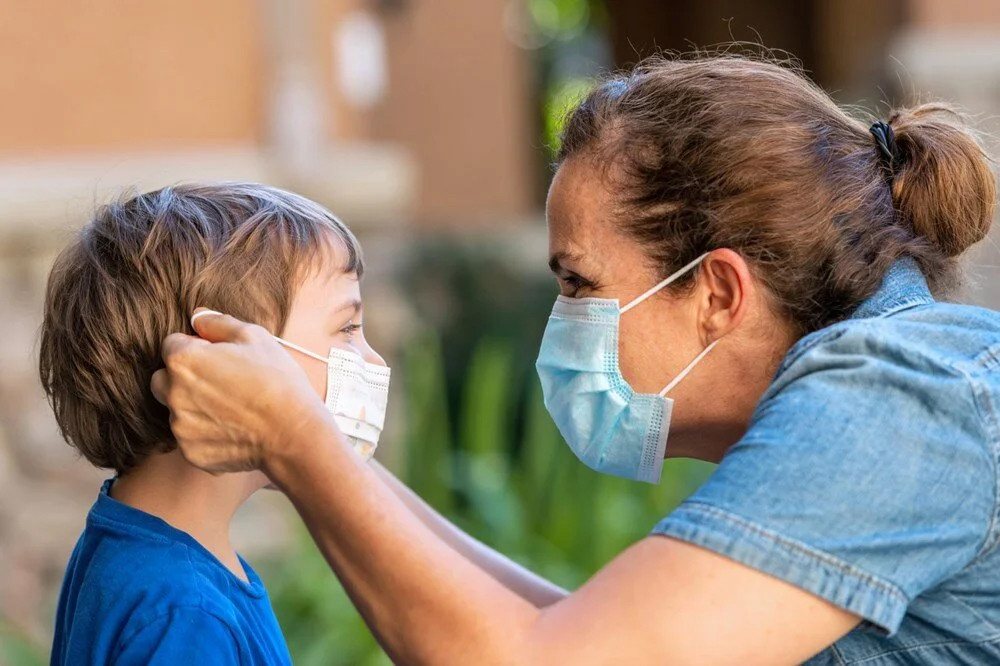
top-left (190, 310), bottom-right (391, 460)
top-left (535, 253), bottom-right (717, 484)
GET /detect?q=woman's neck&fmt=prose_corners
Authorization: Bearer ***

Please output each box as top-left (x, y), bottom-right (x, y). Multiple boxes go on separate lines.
top-left (110, 449), bottom-right (260, 582)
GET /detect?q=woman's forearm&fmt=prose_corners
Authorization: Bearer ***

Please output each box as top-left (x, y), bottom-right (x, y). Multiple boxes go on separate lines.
top-left (370, 460), bottom-right (568, 607)
top-left (158, 315), bottom-right (864, 665)
top-left (269, 410), bottom-right (538, 664)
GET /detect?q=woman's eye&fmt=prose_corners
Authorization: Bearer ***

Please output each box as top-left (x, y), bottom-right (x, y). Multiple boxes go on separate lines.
top-left (560, 275), bottom-right (583, 290)
top-left (559, 274), bottom-right (593, 295)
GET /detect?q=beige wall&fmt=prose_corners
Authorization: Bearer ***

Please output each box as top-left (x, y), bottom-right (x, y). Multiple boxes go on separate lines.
top-left (0, 0), bottom-right (535, 225)
top-left (372, 1), bottom-right (536, 225)
top-left (0, 0), bottom-right (264, 156)
top-left (910, 0), bottom-right (1000, 26)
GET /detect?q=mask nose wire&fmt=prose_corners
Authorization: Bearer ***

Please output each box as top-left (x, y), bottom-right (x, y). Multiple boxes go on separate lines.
top-left (620, 252), bottom-right (710, 314)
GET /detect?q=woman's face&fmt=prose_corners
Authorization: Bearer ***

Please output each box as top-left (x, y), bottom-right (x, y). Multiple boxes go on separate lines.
top-left (545, 156), bottom-right (796, 461)
top-left (280, 243), bottom-right (386, 400)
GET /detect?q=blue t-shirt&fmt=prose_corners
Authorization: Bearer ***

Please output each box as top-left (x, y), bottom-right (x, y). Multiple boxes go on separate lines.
top-left (50, 479), bottom-right (291, 665)
top-left (653, 258), bottom-right (1000, 663)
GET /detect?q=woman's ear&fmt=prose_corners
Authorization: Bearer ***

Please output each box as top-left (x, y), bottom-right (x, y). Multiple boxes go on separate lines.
top-left (699, 249), bottom-right (752, 343)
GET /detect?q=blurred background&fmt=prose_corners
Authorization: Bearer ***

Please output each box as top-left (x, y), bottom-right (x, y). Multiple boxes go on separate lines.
top-left (3, 1), bottom-right (1000, 663)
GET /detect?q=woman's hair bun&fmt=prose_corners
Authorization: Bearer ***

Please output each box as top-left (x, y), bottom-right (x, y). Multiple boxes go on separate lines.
top-left (890, 104), bottom-right (996, 257)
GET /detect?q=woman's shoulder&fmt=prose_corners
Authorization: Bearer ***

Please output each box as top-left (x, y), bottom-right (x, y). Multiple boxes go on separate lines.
top-left (654, 304), bottom-right (1000, 639)
top-left (745, 299), bottom-right (1000, 485)
top-left (773, 299), bottom-right (1000, 397)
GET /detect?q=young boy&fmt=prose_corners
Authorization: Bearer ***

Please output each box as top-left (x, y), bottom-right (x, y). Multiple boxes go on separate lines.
top-left (41, 182), bottom-right (385, 664)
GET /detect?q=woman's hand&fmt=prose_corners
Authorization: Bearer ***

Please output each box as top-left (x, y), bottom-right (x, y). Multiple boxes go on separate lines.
top-left (151, 309), bottom-right (328, 475)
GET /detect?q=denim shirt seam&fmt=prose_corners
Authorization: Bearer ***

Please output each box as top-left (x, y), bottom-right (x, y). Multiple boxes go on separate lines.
top-left (774, 327), bottom-right (850, 378)
top-left (863, 293), bottom-right (932, 319)
top-left (676, 499), bottom-right (909, 604)
top-left (941, 589), bottom-right (1000, 635)
top-left (957, 365), bottom-right (1000, 564)
top-left (975, 344), bottom-right (1000, 371)
top-left (845, 633), bottom-right (1000, 665)
top-left (829, 643), bottom-right (848, 666)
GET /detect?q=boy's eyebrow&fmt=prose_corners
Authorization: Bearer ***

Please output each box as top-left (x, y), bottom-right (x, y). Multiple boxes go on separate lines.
top-left (336, 299), bottom-right (363, 314)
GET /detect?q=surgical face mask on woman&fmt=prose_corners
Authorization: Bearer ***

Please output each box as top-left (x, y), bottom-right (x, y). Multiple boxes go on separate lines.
top-left (535, 253), bottom-right (717, 484)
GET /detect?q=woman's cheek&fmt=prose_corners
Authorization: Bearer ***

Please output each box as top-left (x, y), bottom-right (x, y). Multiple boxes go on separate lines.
top-left (617, 316), bottom-right (656, 392)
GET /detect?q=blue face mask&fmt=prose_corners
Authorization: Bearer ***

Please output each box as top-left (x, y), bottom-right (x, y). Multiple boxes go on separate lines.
top-left (535, 253), bottom-right (718, 484)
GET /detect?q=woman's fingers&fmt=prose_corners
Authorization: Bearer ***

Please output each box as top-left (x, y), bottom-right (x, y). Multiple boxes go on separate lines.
top-left (150, 368), bottom-right (170, 406)
top-left (190, 307), bottom-right (271, 344)
top-left (154, 309), bottom-right (327, 475)
top-left (161, 331), bottom-right (208, 361)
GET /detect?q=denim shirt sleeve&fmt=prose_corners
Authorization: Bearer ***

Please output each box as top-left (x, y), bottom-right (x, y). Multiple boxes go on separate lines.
top-left (651, 321), bottom-right (997, 635)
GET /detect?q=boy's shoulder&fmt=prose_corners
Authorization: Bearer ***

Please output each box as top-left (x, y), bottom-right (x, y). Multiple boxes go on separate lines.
top-left (52, 483), bottom-right (289, 665)
top-left (69, 490), bottom-right (249, 628)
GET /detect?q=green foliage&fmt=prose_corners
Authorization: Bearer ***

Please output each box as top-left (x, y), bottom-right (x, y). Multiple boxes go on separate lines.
top-left (542, 76), bottom-right (596, 157)
top-left (261, 525), bottom-right (392, 666)
top-left (0, 621), bottom-right (46, 666)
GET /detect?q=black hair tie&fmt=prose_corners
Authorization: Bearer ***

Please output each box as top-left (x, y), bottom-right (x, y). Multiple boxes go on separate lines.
top-left (869, 120), bottom-right (897, 175)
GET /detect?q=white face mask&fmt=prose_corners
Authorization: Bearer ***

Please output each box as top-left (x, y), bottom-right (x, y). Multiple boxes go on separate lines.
top-left (272, 338), bottom-right (391, 461)
top-left (189, 310), bottom-right (391, 461)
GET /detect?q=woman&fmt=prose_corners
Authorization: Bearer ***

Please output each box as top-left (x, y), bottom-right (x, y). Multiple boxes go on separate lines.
top-left (153, 54), bottom-right (1000, 664)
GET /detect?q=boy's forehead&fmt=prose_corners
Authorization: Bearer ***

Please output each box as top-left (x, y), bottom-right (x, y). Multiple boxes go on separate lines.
top-left (299, 233), bottom-right (359, 282)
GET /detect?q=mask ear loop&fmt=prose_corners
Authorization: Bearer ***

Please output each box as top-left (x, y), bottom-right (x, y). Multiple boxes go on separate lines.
top-left (609, 254), bottom-right (718, 397)
top-left (659, 339), bottom-right (719, 397)
top-left (189, 309), bottom-right (332, 364)
top-left (620, 252), bottom-right (710, 314)
top-left (273, 337), bottom-right (329, 364)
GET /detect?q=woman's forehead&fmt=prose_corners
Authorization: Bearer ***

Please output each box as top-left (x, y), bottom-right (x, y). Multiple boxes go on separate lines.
top-left (547, 163), bottom-right (605, 246)
top-left (546, 159), bottom-right (644, 272)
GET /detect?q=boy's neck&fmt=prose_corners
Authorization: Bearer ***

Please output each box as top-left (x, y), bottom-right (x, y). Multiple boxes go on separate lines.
top-left (110, 449), bottom-right (263, 583)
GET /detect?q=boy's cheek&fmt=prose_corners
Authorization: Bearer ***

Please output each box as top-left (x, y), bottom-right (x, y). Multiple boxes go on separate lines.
top-left (293, 356), bottom-right (328, 400)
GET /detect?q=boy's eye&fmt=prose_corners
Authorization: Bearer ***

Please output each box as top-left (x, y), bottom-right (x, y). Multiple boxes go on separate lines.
top-left (340, 322), bottom-right (363, 335)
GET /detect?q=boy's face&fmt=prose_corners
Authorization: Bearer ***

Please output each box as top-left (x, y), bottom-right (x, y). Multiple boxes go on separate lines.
top-left (279, 243), bottom-right (386, 401)
top-left (233, 242), bottom-right (385, 495)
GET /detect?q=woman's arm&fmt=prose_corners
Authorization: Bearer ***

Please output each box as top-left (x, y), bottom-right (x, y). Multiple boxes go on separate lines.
top-left (156, 313), bottom-right (860, 665)
top-left (370, 460), bottom-right (568, 607)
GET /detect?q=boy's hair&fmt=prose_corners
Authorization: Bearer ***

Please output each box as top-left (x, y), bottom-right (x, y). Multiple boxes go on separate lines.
top-left (39, 182), bottom-right (363, 474)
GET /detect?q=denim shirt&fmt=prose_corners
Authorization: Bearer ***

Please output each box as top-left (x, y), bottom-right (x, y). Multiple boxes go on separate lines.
top-left (652, 258), bottom-right (1000, 664)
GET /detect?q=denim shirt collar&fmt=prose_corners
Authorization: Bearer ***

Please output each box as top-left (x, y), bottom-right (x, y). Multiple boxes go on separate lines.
top-left (850, 256), bottom-right (934, 320)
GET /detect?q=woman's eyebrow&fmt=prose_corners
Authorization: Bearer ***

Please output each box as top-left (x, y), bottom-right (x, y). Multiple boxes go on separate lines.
top-left (548, 251), bottom-right (583, 273)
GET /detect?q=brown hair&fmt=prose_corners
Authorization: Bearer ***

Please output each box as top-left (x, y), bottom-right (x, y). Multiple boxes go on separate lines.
top-left (558, 53), bottom-right (996, 334)
top-left (39, 182), bottom-right (363, 474)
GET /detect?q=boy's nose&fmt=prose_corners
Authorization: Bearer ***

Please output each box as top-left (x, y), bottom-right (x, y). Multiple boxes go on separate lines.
top-left (363, 346), bottom-right (387, 368)
top-left (348, 333), bottom-right (386, 367)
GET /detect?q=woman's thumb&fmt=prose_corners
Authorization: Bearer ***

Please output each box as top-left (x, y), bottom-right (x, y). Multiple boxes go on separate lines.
top-left (189, 308), bottom-right (255, 343)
